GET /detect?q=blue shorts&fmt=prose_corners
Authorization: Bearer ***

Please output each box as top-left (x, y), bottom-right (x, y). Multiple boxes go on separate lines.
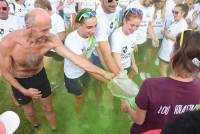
top-left (12, 68), bottom-right (51, 105)
top-left (64, 13), bottom-right (72, 25)
top-left (64, 73), bottom-right (89, 96)
top-left (91, 53), bottom-right (103, 68)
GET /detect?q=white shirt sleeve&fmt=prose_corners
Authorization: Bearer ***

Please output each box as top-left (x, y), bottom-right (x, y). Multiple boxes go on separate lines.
top-left (111, 28), bottom-right (122, 53)
top-left (64, 32), bottom-right (83, 55)
top-left (9, 3), bottom-right (15, 14)
top-left (54, 15), bottom-right (65, 33)
top-left (95, 17), bottom-right (109, 42)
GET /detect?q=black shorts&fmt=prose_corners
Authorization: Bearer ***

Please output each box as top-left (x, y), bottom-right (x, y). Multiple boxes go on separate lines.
top-left (64, 73), bottom-right (89, 96)
top-left (12, 68), bottom-right (51, 105)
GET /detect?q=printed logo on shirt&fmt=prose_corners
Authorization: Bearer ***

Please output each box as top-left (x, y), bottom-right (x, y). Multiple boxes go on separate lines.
top-left (110, 22), bottom-right (114, 29)
top-left (157, 104), bottom-right (199, 116)
top-left (0, 29), bottom-right (4, 35)
top-left (9, 28), bottom-right (14, 32)
top-left (146, 12), bottom-right (151, 18)
top-left (18, 8), bottom-right (22, 12)
top-left (122, 46), bottom-right (127, 54)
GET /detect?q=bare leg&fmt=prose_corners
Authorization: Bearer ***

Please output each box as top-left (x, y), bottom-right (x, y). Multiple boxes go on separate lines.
top-left (75, 94), bottom-right (84, 113)
top-left (94, 81), bottom-right (103, 105)
top-left (22, 101), bottom-right (39, 127)
top-left (75, 86), bottom-right (89, 113)
top-left (40, 95), bottom-right (56, 130)
top-left (160, 60), bottom-right (169, 77)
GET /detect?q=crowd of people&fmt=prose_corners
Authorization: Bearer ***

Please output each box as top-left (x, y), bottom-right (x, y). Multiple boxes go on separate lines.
top-left (0, 0), bottom-right (200, 133)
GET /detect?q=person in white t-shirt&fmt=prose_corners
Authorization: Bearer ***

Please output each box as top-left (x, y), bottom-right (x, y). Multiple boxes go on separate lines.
top-left (9, 0), bottom-right (27, 25)
top-left (127, 0), bottom-right (159, 80)
top-left (92, 0), bottom-right (120, 109)
top-left (165, 0), bottom-right (184, 29)
top-left (64, 8), bottom-right (108, 113)
top-left (151, 0), bottom-right (166, 67)
top-left (152, 0), bottom-right (166, 40)
top-left (127, 0), bottom-right (159, 46)
top-left (0, 0), bottom-right (23, 41)
top-left (24, 0), bottom-right (36, 10)
top-left (111, 8), bottom-right (143, 78)
top-left (49, 0), bottom-right (59, 12)
top-left (185, 0), bottom-right (198, 30)
top-left (9, 0), bottom-right (27, 16)
top-left (63, 0), bottom-right (77, 32)
top-left (93, 0), bottom-right (120, 74)
top-left (77, 0), bottom-right (100, 11)
top-left (159, 3), bottom-right (188, 76)
top-left (115, 0), bottom-right (131, 28)
top-left (191, 1), bottom-right (200, 31)
top-left (34, 0), bottom-right (65, 41)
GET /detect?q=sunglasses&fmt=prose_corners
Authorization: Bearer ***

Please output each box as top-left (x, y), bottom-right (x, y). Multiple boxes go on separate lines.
top-left (78, 10), bottom-right (96, 22)
top-left (124, 8), bottom-right (143, 17)
top-left (107, 0), bottom-right (119, 3)
top-left (172, 10), bottom-right (179, 15)
top-left (0, 6), bottom-right (8, 11)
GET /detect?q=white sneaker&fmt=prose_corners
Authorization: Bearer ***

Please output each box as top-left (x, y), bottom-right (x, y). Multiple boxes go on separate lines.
top-left (140, 72), bottom-right (146, 80)
top-left (155, 58), bottom-right (160, 66)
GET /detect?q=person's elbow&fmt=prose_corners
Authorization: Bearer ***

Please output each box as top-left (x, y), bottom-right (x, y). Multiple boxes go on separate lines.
top-left (134, 118), bottom-right (145, 125)
top-left (132, 108), bottom-right (146, 125)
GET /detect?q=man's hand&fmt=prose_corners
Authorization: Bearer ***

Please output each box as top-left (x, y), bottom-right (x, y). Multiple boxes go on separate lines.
top-left (131, 63), bottom-right (138, 74)
top-left (121, 100), bottom-right (130, 112)
top-left (24, 88), bottom-right (42, 99)
top-left (102, 71), bottom-right (115, 80)
top-left (162, 29), bottom-right (170, 39)
top-left (152, 38), bottom-right (159, 47)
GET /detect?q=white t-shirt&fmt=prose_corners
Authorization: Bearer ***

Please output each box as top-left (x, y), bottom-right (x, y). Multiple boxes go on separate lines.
top-left (9, 2), bottom-right (27, 17)
top-left (165, 0), bottom-right (176, 28)
top-left (49, 0), bottom-right (59, 12)
top-left (159, 19), bottom-right (188, 62)
top-left (152, 9), bottom-right (165, 39)
top-left (63, 0), bottom-right (76, 14)
top-left (24, 0), bottom-right (36, 10)
top-left (64, 30), bottom-right (93, 79)
top-left (6, 0), bottom-right (14, 4)
top-left (127, 0), bottom-right (154, 44)
top-left (119, 0), bottom-right (130, 8)
top-left (111, 27), bottom-right (136, 68)
top-left (78, 0), bottom-right (99, 11)
top-left (0, 15), bottom-right (22, 40)
top-left (194, 3), bottom-right (200, 31)
top-left (95, 6), bottom-right (118, 42)
top-left (50, 13), bottom-right (65, 35)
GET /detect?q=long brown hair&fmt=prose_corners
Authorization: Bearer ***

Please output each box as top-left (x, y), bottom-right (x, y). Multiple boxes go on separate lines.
top-left (171, 30), bottom-right (200, 78)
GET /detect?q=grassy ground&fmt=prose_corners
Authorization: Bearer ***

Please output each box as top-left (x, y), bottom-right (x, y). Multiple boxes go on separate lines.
top-left (0, 41), bottom-right (161, 134)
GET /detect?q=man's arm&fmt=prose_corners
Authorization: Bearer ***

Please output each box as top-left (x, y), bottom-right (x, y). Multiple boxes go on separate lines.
top-left (96, 41), bottom-right (120, 74)
top-left (147, 22), bottom-right (159, 47)
top-left (112, 52), bottom-right (123, 71)
top-left (52, 36), bottom-right (114, 79)
top-left (0, 37), bottom-right (41, 98)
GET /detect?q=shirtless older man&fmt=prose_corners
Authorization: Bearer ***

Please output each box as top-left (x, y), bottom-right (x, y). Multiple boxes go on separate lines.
top-left (0, 8), bottom-right (114, 129)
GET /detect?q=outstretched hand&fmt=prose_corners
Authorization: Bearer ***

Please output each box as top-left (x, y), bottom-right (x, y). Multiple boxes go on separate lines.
top-left (121, 100), bottom-right (131, 112)
top-left (103, 71), bottom-right (115, 80)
